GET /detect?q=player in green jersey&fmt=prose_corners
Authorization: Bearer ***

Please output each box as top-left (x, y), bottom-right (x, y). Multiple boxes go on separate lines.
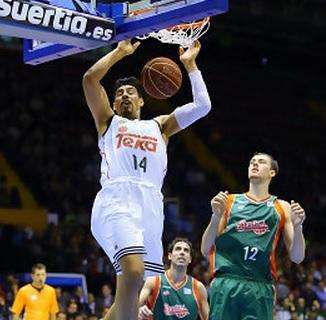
top-left (201, 152), bottom-right (306, 320)
top-left (138, 238), bottom-right (209, 320)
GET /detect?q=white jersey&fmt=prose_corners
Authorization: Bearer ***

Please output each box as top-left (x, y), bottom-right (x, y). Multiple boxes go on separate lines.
top-left (98, 115), bottom-right (167, 190)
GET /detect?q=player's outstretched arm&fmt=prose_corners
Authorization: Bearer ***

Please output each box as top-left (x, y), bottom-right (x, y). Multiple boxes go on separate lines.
top-left (138, 277), bottom-right (156, 320)
top-left (155, 40), bottom-right (211, 138)
top-left (201, 192), bottom-right (229, 257)
top-left (82, 40), bottom-right (140, 135)
top-left (281, 200), bottom-right (306, 264)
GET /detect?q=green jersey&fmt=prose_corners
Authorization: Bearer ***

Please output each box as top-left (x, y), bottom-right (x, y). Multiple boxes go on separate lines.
top-left (147, 272), bottom-right (204, 319)
top-left (209, 193), bottom-right (286, 282)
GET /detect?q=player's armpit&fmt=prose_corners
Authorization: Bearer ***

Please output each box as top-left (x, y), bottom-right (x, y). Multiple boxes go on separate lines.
top-left (156, 114), bottom-right (181, 138)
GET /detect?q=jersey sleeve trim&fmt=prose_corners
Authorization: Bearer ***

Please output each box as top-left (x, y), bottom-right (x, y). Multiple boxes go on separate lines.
top-left (208, 245), bottom-right (216, 279)
top-left (192, 279), bottom-right (206, 320)
top-left (269, 199), bottom-right (286, 281)
top-left (218, 194), bottom-right (236, 234)
top-left (147, 275), bottom-right (161, 310)
top-left (101, 115), bottom-right (115, 137)
top-left (153, 119), bottom-right (163, 133)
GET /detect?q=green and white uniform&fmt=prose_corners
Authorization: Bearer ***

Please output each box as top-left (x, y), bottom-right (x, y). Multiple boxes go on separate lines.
top-left (209, 193), bottom-right (285, 320)
top-left (147, 272), bottom-right (205, 319)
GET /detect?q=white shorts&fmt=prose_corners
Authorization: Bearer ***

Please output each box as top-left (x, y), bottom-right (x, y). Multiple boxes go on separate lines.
top-left (91, 179), bottom-right (165, 276)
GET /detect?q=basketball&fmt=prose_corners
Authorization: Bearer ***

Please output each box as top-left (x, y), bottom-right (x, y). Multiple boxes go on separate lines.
top-left (140, 57), bottom-right (182, 100)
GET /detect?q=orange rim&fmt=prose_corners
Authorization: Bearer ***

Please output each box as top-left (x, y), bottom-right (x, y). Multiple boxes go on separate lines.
top-left (129, 6), bottom-right (210, 31)
top-left (168, 17), bottom-right (210, 31)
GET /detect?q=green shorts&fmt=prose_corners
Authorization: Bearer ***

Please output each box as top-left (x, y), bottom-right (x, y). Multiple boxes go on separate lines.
top-left (209, 276), bottom-right (274, 320)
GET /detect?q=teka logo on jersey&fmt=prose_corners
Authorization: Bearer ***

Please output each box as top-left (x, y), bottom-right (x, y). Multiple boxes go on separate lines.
top-left (164, 303), bottom-right (190, 318)
top-left (236, 219), bottom-right (270, 235)
top-left (116, 132), bottom-right (158, 152)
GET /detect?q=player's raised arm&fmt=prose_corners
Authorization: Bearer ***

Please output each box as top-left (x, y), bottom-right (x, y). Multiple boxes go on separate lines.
top-left (82, 40), bottom-right (141, 135)
top-left (201, 191), bottom-right (229, 257)
top-left (281, 200), bottom-right (306, 264)
top-left (155, 40), bottom-right (211, 137)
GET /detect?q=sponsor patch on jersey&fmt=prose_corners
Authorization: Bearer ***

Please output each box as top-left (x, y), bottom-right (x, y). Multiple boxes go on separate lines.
top-left (183, 288), bottom-right (192, 295)
top-left (267, 201), bottom-right (275, 207)
top-left (236, 219), bottom-right (270, 235)
top-left (163, 303), bottom-right (190, 318)
top-left (116, 132), bottom-right (158, 152)
top-left (118, 125), bottom-right (128, 133)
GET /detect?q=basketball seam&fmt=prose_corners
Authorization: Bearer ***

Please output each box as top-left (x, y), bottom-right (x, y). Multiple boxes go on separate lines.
top-left (148, 70), bottom-right (170, 98)
top-left (147, 64), bottom-right (181, 90)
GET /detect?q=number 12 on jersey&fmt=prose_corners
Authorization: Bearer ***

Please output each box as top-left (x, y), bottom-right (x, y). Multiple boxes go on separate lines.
top-left (243, 246), bottom-right (258, 261)
top-left (132, 155), bottom-right (147, 172)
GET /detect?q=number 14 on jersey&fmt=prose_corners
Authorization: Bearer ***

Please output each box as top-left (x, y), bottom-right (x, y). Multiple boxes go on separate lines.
top-left (132, 155), bottom-right (147, 173)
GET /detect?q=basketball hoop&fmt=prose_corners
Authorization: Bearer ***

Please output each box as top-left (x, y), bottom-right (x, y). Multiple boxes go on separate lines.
top-left (135, 17), bottom-right (210, 48)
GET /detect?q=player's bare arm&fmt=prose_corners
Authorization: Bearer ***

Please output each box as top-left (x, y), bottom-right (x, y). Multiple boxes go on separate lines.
top-left (201, 191), bottom-right (229, 257)
top-left (155, 40), bottom-right (211, 138)
top-left (197, 281), bottom-right (210, 320)
top-left (83, 40), bottom-right (140, 134)
top-left (138, 277), bottom-right (156, 320)
top-left (280, 199), bottom-right (306, 264)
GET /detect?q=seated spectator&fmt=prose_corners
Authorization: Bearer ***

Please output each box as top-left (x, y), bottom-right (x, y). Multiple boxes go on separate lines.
top-left (0, 295), bottom-right (10, 320)
top-left (56, 287), bottom-right (68, 311)
top-left (96, 284), bottom-right (113, 313)
top-left (296, 297), bottom-right (307, 319)
top-left (57, 311), bottom-right (67, 320)
top-left (66, 300), bottom-right (78, 319)
top-left (314, 280), bottom-right (326, 310)
top-left (87, 293), bottom-right (99, 316)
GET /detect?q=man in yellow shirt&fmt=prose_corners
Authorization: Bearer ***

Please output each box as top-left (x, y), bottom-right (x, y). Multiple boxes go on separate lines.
top-left (11, 263), bottom-right (59, 320)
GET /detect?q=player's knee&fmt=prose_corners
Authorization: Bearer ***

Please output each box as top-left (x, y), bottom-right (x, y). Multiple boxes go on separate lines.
top-left (122, 262), bottom-right (144, 287)
top-left (124, 264), bottom-right (144, 282)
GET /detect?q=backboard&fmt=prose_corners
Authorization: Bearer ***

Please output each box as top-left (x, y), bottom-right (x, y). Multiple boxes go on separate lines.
top-left (0, 0), bottom-right (228, 64)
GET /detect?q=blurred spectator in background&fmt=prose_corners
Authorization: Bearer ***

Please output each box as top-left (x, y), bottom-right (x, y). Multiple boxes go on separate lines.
top-left (57, 311), bottom-right (67, 320)
top-left (96, 284), bottom-right (113, 313)
top-left (0, 295), bottom-right (10, 320)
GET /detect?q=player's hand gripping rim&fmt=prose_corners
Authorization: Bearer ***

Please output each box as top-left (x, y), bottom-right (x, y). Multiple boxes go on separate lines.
top-left (117, 39), bottom-right (141, 57)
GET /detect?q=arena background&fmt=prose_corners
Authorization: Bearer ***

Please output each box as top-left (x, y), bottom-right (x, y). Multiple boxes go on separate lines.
top-left (0, 0), bottom-right (325, 319)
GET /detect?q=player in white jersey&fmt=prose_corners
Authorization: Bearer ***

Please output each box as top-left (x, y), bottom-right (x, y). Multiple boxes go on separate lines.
top-left (82, 39), bottom-right (211, 320)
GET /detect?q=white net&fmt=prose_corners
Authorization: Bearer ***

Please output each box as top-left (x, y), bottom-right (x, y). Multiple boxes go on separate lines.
top-left (136, 17), bottom-right (210, 48)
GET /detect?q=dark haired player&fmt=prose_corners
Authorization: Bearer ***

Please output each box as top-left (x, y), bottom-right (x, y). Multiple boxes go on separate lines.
top-left (138, 238), bottom-right (209, 320)
top-left (201, 153), bottom-right (306, 320)
top-left (82, 39), bottom-right (211, 320)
